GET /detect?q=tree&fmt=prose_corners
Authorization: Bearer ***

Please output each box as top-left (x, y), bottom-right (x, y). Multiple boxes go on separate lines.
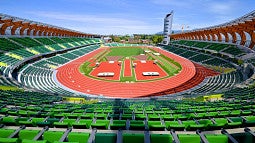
top-left (151, 35), bottom-right (163, 44)
top-left (112, 36), bottom-right (120, 42)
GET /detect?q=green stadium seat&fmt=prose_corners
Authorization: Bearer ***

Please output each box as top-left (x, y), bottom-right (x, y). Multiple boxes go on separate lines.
top-left (54, 141), bottom-right (79, 143)
top-left (18, 130), bottom-right (40, 140)
top-left (150, 134), bottom-right (172, 143)
top-left (80, 114), bottom-right (94, 119)
top-left (95, 114), bottom-right (107, 120)
top-left (135, 114), bottom-right (146, 120)
top-left (182, 120), bottom-right (198, 131)
top-left (230, 110), bottom-right (241, 116)
top-left (230, 132), bottom-right (254, 143)
top-left (197, 119), bottom-right (212, 130)
top-left (67, 114), bottom-right (80, 119)
top-left (165, 121), bottom-right (185, 131)
top-left (161, 115), bottom-right (175, 121)
top-left (148, 121), bottom-right (165, 131)
top-left (22, 139), bottom-right (47, 143)
top-left (45, 118), bottom-right (60, 127)
top-left (110, 120), bottom-right (126, 130)
top-left (129, 120), bottom-right (145, 130)
top-left (123, 133), bottom-right (144, 143)
top-left (43, 131), bottom-right (64, 143)
top-left (95, 133), bottom-right (116, 143)
top-left (72, 119), bottom-right (92, 129)
top-left (0, 138), bottom-right (18, 143)
top-left (177, 115), bottom-right (189, 121)
top-left (121, 114), bottom-right (132, 120)
top-left (218, 111), bottom-right (230, 117)
top-left (91, 120), bottom-right (109, 129)
top-left (178, 134), bottom-right (200, 143)
top-left (67, 132), bottom-right (90, 143)
top-left (7, 111), bottom-right (18, 116)
top-left (56, 119), bottom-right (76, 128)
top-left (205, 134), bottom-right (228, 143)
top-left (0, 108), bottom-right (9, 114)
top-left (31, 118), bottom-right (46, 127)
top-left (242, 110), bottom-right (252, 116)
top-left (205, 112), bottom-right (218, 118)
top-left (228, 117), bottom-right (243, 128)
top-left (195, 113), bottom-right (206, 119)
top-left (245, 116), bottom-right (255, 126)
top-left (108, 114), bottom-right (120, 120)
top-left (148, 114), bottom-right (160, 121)
top-left (0, 129), bottom-right (15, 138)
top-left (1, 117), bottom-right (17, 126)
top-left (210, 118), bottom-right (227, 130)
top-left (54, 122), bottom-right (69, 128)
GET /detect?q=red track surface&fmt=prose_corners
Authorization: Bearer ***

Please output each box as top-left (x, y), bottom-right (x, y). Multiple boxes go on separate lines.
top-left (56, 47), bottom-right (201, 98)
top-left (134, 60), bottom-right (168, 80)
top-left (124, 59), bottom-right (132, 77)
top-left (90, 61), bottom-right (121, 80)
top-left (147, 63), bottom-right (219, 96)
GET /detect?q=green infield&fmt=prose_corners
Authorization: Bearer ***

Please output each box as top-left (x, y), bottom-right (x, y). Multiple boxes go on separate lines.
top-left (106, 47), bottom-right (144, 57)
top-left (79, 46), bottom-right (182, 83)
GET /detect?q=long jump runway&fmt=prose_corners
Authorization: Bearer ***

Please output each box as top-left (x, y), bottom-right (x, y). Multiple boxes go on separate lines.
top-left (124, 59), bottom-right (132, 77)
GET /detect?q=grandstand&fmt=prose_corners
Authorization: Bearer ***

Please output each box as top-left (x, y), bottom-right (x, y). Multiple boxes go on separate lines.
top-left (0, 7), bottom-right (255, 143)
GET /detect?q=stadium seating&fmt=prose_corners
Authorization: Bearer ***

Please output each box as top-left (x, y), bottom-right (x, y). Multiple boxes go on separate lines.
top-left (0, 89), bottom-right (255, 142)
top-left (163, 45), bottom-right (234, 68)
top-left (190, 70), bottom-right (243, 94)
top-left (17, 45), bottom-right (100, 95)
top-left (171, 40), bottom-right (245, 56)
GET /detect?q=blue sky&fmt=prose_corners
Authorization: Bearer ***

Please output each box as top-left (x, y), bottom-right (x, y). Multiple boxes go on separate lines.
top-left (0, 0), bottom-right (254, 35)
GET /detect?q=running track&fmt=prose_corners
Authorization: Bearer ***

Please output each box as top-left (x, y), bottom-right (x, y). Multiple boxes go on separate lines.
top-left (56, 47), bottom-right (197, 98)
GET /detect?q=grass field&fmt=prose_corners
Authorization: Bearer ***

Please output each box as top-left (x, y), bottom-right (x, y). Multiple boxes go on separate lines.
top-left (107, 47), bottom-right (144, 57)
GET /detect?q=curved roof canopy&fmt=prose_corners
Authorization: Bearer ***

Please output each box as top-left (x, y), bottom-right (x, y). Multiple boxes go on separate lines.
top-left (0, 13), bottom-right (97, 37)
top-left (170, 10), bottom-right (255, 49)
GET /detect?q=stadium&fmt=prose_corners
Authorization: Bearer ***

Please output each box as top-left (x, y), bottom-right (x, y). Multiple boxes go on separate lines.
top-left (0, 0), bottom-right (255, 143)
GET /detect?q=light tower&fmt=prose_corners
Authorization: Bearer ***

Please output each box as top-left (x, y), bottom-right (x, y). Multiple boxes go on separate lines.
top-left (162, 11), bottom-right (174, 45)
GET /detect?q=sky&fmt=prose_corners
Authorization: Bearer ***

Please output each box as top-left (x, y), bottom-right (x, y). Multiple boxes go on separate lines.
top-left (0, 0), bottom-right (254, 35)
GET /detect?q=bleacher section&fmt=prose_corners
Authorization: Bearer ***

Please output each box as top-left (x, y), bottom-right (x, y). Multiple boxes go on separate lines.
top-left (171, 40), bottom-right (246, 57)
top-left (163, 46), bottom-right (234, 68)
top-left (224, 86), bottom-right (255, 100)
top-left (0, 37), bottom-right (101, 76)
top-left (17, 45), bottom-right (100, 96)
top-left (0, 90), bottom-right (255, 143)
top-left (0, 76), bottom-right (18, 86)
top-left (191, 71), bottom-right (243, 94)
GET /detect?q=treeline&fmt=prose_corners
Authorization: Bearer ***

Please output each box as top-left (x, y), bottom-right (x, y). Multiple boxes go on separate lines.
top-left (108, 34), bottom-right (163, 44)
